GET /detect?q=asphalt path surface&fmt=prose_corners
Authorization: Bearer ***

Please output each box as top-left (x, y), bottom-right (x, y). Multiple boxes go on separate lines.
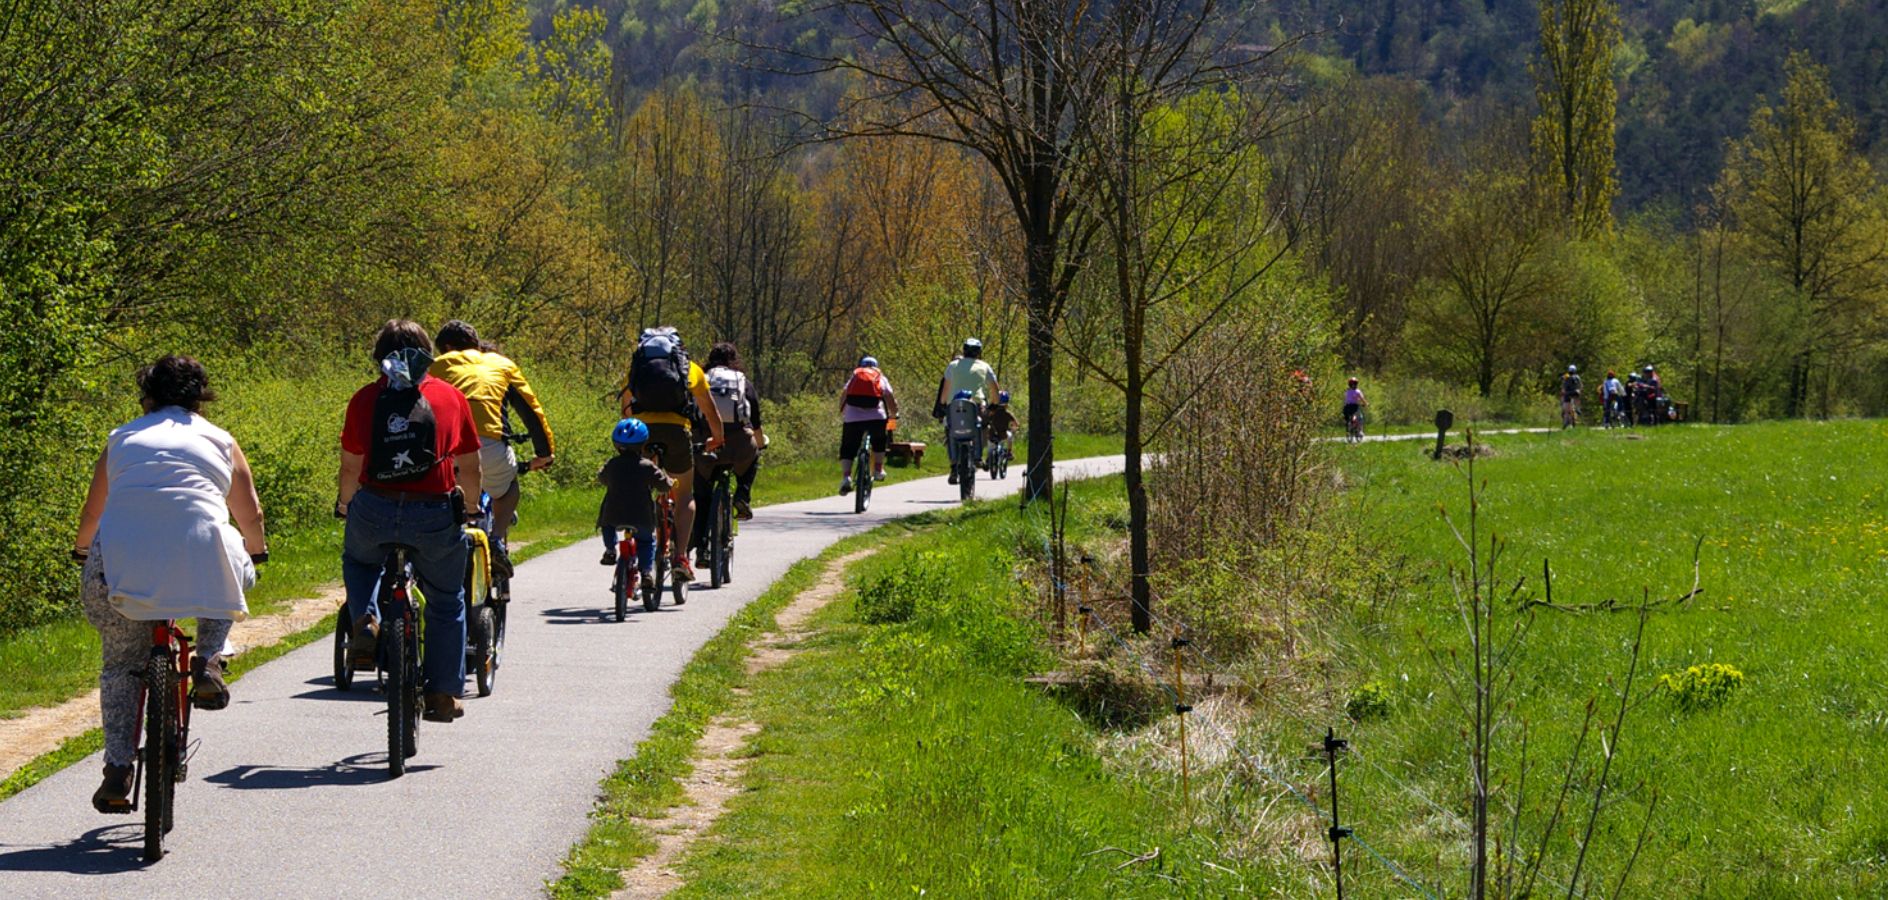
top-left (0, 455), bottom-right (1124, 898)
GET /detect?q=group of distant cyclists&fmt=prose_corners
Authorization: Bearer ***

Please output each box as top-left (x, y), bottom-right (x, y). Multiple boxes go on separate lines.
top-left (835, 337), bottom-right (1015, 496)
top-left (1559, 364), bottom-right (1674, 428)
top-left (69, 321), bottom-right (1004, 815)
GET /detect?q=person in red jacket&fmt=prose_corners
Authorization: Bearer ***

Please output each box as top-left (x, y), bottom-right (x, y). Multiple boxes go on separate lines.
top-left (335, 319), bottom-right (483, 723)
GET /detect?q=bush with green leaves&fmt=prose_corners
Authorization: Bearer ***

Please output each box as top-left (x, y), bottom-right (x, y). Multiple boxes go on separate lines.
top-left (1346, 679), bottom-right (1395, 721)
top-left (1660, 662), bottom-right (1745, 713)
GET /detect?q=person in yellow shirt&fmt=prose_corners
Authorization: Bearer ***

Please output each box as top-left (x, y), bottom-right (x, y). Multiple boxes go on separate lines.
top-left (619, 326), bottom-right (724, 582)
top-left (430, 321), bottom-right (555, 571)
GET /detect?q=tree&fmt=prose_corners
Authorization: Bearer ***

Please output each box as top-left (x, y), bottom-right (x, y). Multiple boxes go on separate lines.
top-left (1716, 52), bottom-right (1888, 417)
top-left (1531, 0), bottom-right (1620, 237)
top-left (1064, 1), bottom-right (1289, 632)
top-left (1404, 156), bottom-right (1558, 398)
top-left (800, 0), bottom-right (1116, 504)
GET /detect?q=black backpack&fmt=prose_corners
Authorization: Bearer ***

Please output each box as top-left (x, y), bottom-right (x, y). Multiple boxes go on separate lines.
top-left (628, 328), bottom-right (693, 416)
top-left (367, 380), bottom-right (440, 483)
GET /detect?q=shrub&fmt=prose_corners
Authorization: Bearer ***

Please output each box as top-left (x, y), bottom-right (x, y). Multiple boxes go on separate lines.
top-left (855, 552), bottom-right (950, 625)
top-left (1346, 680), bottom-right (1395, 721)
top-left (1659, 662), bottom-right (1745, 712)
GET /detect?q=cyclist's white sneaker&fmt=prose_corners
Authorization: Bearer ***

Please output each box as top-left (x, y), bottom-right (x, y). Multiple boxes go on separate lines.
top-left (872, 471), bottom-right (886, 482)
top-left (839, 477), bottom-right (853, 495)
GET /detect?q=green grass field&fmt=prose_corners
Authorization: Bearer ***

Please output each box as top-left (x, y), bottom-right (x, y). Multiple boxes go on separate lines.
top-left (1308, 421), bottom-right (1888, 896)
top-left (661, 487), bottom-right (1262, 897)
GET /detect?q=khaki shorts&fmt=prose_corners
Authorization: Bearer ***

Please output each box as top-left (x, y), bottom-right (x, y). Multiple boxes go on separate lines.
top-left (644, 423), bottom-right (694, 476)
top-left (478, 437), bottom-right (517, 496)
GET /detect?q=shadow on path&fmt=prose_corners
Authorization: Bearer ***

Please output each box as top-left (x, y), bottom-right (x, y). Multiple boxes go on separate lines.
top-left (0, 824), bottom-right (151, 874)
top-left (204, 754), bottom-right (434, 790)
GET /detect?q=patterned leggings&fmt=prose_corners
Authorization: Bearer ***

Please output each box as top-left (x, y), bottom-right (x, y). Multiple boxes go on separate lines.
top-left (81, 553), bottom-right (231, 767)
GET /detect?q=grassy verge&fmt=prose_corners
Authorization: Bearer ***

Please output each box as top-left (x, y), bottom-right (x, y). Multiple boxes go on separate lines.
top-left (1313, 421), bottom-right (1888, 895)
top-left (649, 486), bottom-right (1261, 897)
top-left (548, 529), bottom-right (898, 898)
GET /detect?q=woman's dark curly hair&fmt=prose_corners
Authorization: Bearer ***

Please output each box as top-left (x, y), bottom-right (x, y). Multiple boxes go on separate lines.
top-left (707, 342), bottom-right (742, 372)
top-left (137, 355), bottom-right (216, 412)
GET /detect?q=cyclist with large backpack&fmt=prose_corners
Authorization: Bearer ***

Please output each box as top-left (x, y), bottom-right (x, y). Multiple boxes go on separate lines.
top-left (935, 338), bottom-right (999, 485)
top-left (619, 326), bottom-right (724, 583)
top-left (839, 356), bottom-right (898, 496)
top-left (336, 320), bottom-right (484, 724)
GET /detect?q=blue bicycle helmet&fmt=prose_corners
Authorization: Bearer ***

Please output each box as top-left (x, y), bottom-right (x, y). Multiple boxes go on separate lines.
top-left (954, 389), bottom-right (974, 401)
top-left (996, 391), bottom-right (1010, 404)
top-left (859, 355), bottom-right (879, 369)
top-left (613, 417), bottom-right (649, 448)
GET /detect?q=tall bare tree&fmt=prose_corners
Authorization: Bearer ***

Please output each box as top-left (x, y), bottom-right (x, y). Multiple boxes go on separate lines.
top-left (794, 0), bottom-right (1115, 503)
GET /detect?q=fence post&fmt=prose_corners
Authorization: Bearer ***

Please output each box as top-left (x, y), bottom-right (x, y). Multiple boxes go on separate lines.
top-left (1324, 727), bottom-right (1352, 898)
top-left (1172, 634), bottom-right (1193, 822)
top-left (1074, 560), bottom-right (1092, 653)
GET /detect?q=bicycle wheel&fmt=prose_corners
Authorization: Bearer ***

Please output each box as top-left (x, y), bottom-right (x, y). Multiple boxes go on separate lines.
top-left (957, 444), bottom-right (975, 501)
top-left (472, 605), bottom-right (497, 697)
top-left (672, 570), bottom-right (689, 607)
top-left (143, 650), bottom-right (174, 861)
top-left (707, 486), bottom-right (726, 589)
top-left (333, 604), bottom-right (354, 691)
top-left (641, 568), bottom-right (659, 612)
top-left (614, 554), bottom-right (632, 621)
top-left (386, 613), bottom-right (411, 777)
top-left (716, 483), bottom-right (733, 586)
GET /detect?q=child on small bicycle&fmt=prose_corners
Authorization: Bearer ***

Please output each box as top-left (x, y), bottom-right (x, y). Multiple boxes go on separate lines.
top-left (1343, 378), bottom-right (1366, 432)
top-left (598, 418), bottom-right (669, 573)
top-left (984, 391), bottom-right (1018, 446)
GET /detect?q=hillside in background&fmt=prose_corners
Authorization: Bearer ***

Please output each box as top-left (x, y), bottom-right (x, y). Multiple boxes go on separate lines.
top-left (544, 0), bottom-right (1888, 215)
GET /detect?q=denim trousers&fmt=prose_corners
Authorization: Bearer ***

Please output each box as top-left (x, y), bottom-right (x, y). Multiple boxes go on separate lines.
top-left (341, 490), bottom-right (467, 696)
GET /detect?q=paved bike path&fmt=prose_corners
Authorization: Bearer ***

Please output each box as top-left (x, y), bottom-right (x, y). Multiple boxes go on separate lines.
top-left (0, 457), bottom-right (1124, 898)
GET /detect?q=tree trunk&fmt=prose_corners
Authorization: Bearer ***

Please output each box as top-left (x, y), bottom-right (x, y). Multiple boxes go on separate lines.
top-left (1023, 240), bottom-right (1057, 506)
top-left (1125, 354), bottom-right (1150, 633)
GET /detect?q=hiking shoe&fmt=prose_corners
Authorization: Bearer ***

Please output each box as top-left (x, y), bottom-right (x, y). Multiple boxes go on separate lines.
top-left (349, 617), bottom-right (379, 670)
top-left (733, 497), bottom-right (753, 521)
top-left (672, 556), bottom-right (695, 584)
top-left (92, 764), bottom-right (134, 814)
top-left (423, 692), bottom-right (464, 722)
top-left (600, 546), bottom-right (618, 567)
top-left (190, 655), bottom-right (230, 711)
top-left (947, 471), bottom-right (959, 485)
top-left (490, 541), bottom-right (514, 578)
top-left (838, 477), bottom-right (853, 496)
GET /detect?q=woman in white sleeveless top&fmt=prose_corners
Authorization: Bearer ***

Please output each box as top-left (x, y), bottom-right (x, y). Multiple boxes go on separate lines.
top-left (72, 356), bottom-right (268, 814)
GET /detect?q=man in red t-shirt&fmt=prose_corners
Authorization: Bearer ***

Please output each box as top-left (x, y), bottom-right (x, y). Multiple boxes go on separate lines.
top-left (336, 320), bottom-right (483, 724)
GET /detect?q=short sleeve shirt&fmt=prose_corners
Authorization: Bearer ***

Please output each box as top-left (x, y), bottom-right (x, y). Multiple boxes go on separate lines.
top-left (342, 376), bottom-right (481, 494)
top-left (943, 358), bottom-right (998, 403)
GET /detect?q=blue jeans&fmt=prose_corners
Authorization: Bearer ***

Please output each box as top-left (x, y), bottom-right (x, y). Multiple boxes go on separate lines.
top-left (342, 490), bottom-right (467, 697)
top-left (601, 526), bottom-right (657, 572)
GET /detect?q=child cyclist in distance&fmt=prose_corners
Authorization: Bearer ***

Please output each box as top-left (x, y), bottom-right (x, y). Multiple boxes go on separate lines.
top-left (598, 418), bottom-right (670, 573)
top-left (1343, 378), bottom-right (1366, 433)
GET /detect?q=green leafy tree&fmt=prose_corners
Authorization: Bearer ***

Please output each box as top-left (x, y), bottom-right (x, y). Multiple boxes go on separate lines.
top-left (1716, 52), bottom-right (1888, 417)
top-left (1532, 0), bottom-right (1620, 237)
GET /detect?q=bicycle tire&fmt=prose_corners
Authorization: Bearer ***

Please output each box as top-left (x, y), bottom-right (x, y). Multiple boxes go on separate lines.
top-left (716, 481), bottom-right (733, 586)
top-left (652, 517), bottom-right (668, 611)
top-left (641, 568), bottom-right (659, 612)
top-left (957, 442), bottom-right (975, 501)
top-left (672, 572), bottom-right (689, 607)
top-left (386, 613), bottom-right (410, 778)
top-left (614, 554), bottom-right (632, 621)
top-left (143, 649), bottom-right (173, 861)
top-left (708, 484), bottom-right (726, 589)
top-left (333, 604), bottom-right (354, 692)
top-left (472, 605), bottom-right (497, 697)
